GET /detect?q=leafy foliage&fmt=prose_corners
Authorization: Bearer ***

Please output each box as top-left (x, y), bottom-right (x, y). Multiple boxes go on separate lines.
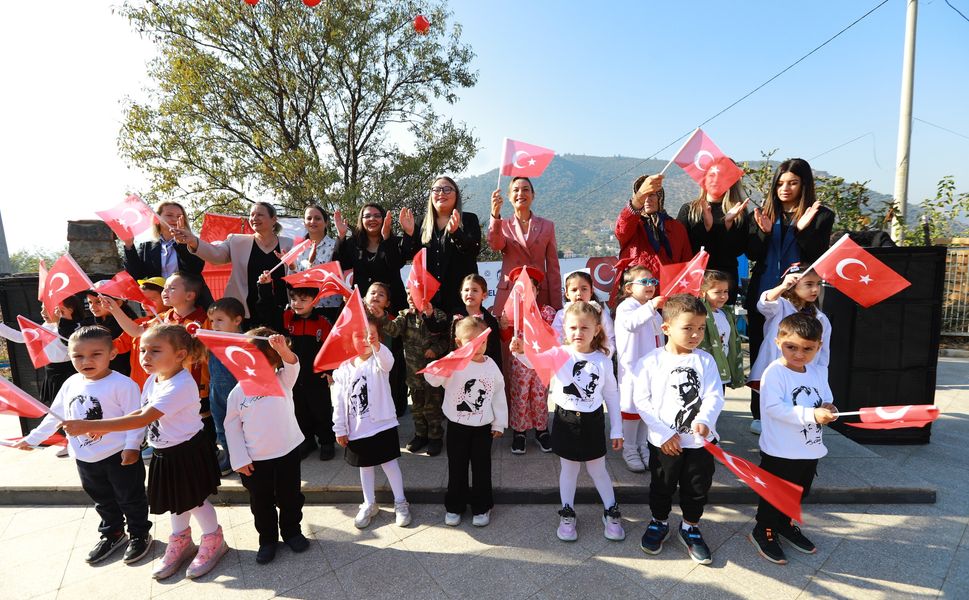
top-left (8, 246), bottom-right (67, 275)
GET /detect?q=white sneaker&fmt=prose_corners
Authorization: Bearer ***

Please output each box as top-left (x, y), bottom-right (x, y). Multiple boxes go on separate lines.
top-left (354, 503), bottom-right (379, 529)
top-left (472, 511), bottom-right (491, 527)
top-left (394, 500), bottom-right (412, 527)
top-left (56, 446), bottom-right (69, 458)
top-left (622, 446), bottom-right (646, 472)
top-left (750, 419), bottom-right (762, 435)
top-left (637, 444), bottom-right (650, 465)
top-left (444, 512), bottom-right (462, 527)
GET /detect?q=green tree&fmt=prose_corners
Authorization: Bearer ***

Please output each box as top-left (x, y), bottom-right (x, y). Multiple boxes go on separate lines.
top-left (8, 246), bottom-right (67, 274)
top-left (119, 0), bottom-right (477, 221)
top-left (894, 176), bottom-right (969, 245)
top-left (815, 175), bottom-right (894, 233)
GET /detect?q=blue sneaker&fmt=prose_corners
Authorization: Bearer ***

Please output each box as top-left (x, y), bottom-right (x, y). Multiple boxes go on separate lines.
top-left (678, 523), bottom-right (712, 565)
top-left (640, 519), bottom-right (670, 555)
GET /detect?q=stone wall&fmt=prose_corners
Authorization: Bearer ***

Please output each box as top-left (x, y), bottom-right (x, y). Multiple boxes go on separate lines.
top-left (66, 220), bottom-right (122, 274)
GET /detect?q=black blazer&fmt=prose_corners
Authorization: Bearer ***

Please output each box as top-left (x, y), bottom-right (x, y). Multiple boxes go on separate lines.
top-left (406, 212), bottom-right (482, 315)
top-left (123, 240), bottom-right (206, 280)
top-left (336, 234), bottom-right (413, 313)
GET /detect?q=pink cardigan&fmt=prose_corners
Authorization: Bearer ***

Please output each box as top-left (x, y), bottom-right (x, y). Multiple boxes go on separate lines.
top-left (488, 215), bottom-right (563, 315)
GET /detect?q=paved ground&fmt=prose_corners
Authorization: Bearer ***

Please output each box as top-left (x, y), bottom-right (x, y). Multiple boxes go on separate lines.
top-left (0, 358), bottom-right (966, 599)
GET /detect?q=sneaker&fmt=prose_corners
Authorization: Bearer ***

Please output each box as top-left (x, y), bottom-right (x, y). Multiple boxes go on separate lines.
top-left (319, 442), bottom-right (335, 461)
top-left (354, 503), bottom-right (379, 529)
top-left (444, 512), bottom-right (462, 527)
top-left (637, 444), bottom-right (650, 465)
top-left (640, 519), bottom-right (670, 555)
top-left (511, 432), bottom-right (527, 455)
top-left (141, 447), bottom-right (154, 461)
top-left (86, 532), bottom-right (128, 564)
top-left (678, 523), bottom-right (712, 565)
top-left (749, 419), bottom-right (762, 435)
top-left (56, 446), bottom-right (69, 458)
top-left (152, 527), bottom-right (196, 580)
top-left (284, 533), bottom-right (310, 553)
top-left (217, 448), bottom-right (232, 476)
top-left (602, 504), bottom-right (626, 541)
top-left (535, 429), bottom-right (553, 453)
top-left (749, 526), bottom-right (788, 564)
top-left (425, 438), bottom-right (443, 457)
top-left (394, 500), bottom-right (412, 527)
top-left (255, 542), bottom-right (277, 564)
top-left (622, 446), bottom-right (646, 472)
top-left (472, 511), bottom-right (491, 527)
top-left (123, 534), bottom-right (153, 564)
top-left (777, 522), bottom-right (817, 554)
top-left (185, 525), bottom-right (228, 579)
top-left (556, 505), bottom-right (578, 542)
top-left (406, 435), bottom-right (428, 453)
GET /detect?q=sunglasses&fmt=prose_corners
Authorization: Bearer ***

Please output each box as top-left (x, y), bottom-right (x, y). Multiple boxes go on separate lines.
top-left (632, 277), bottom-right (659, 287)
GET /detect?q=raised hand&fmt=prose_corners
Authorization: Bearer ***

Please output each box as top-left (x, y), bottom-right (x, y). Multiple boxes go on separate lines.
top-left (398, 207), bottom-right (415, 236)
top-left (171, 215), bottom-right (196, 247)
top-left (724, 198), bottom-right (750, 230)
top-left (780, 273), bottom-right (802, 291)
top-left (333, 210), bottom-right (348, 238)
top-left (257, 270), bottom-right (272, 285)
top-left (447, 209), bottom-right (462, 234)
top-left (381, 211), bottom-right (394, 240)
top-left (632, 174), bottom-right (664, 209)
top-left (701, 198), bottom-right (714, 232)
top-left (753, 207), bottom-right (773, 234)
top-left (797, 200), bottom-right (822, 231)
top-left (490, 190), bottom-right (504, 219)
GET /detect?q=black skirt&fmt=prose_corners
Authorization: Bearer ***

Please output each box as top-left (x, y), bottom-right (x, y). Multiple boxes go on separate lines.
top-left (147, 430), bottom-right (221, 515)
top-left (551, 405), bottom-right (607, 462)
top-left (345, 427), bottom-right (401, 467)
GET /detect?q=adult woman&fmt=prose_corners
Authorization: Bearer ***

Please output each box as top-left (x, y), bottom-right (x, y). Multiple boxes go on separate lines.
top-left (407, 177), bottom-right (481, 315)
top-left (745, 158), bottom-right (834, 433)
top-left (676, 180), bottom-right (751, 303)
top-left (488, 176), bottom-right (562, 315)
top-left (293, 204), bottom-right (342, 321)
top-left (123, 201), bottom-right (206, 281)
top-left (175, 202), bottom-right (294, 320)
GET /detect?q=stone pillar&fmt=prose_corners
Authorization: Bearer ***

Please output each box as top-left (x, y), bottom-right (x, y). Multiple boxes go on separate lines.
top-left (67, 220), bottom-right (123, 274)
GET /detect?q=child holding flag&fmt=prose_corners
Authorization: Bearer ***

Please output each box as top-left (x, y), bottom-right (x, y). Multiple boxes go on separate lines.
top-left (698, 271), bottom-right (745, 390)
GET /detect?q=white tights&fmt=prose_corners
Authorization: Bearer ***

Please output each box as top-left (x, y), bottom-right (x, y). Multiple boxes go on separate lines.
top-left (170, 499), bottom-right (219, 535)
top-left (559, 457), bottom-right (616, 509)
top-left (359, 459), bottom-right (406, 506)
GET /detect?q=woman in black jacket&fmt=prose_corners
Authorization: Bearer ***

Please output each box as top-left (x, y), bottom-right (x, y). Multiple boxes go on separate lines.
top-left (122, 201), bottom-right (205, 281)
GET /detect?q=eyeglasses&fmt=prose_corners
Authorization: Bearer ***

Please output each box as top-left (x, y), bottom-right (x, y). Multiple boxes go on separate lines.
top-left (632, 277), bottom-right (659, 287)
top-left (431, 186), bottom-right (455, 194)
top-left (361, 213), bottom-right (383, 220)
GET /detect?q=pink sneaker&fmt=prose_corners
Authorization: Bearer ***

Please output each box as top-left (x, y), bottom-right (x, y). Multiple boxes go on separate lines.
top-left (185, 525), bottom-right (228, 579)
top-left (152, 527), bottom-right (196, 580)
top-left (556, 505), bottom-right (578, 542)
top-left (602, 504), bottom-right (626, 541)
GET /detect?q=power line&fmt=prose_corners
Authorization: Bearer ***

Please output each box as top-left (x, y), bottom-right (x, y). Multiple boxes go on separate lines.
top-left (808, 131), bottom-right (883, 169)
top-left (945, 0), bottom-right (969, 23)
top-left (915, 117), bottom-right (969, 141)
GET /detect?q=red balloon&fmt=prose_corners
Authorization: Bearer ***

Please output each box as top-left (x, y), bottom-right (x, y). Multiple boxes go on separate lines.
top-left (413, 14), bottom-right (430, 34)
top-left (303, 0), bottom-right (322, 6)
top-left (243, 0), bottom-right (259, 5)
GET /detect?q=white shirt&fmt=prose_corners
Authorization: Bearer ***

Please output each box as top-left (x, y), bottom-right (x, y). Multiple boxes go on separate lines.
top-left (332, 345), bottom-right (398, 441)
top-left (712, 309), bottom-right (732, 384)
top-left (142, 369), bottom-right (203, 448)
top-left (159, 238), bottom-right (178, 278)
top-left (552, 301), bottom-right (616, 353)
top-left (759, 359), bottom-right (833, 460)
top-left (25, 371), bottom-right (143, 462)
top-left (748, 294), bottom-right (831, 382)
top-left (425, 357), bottom-right (507, 431)
top-left (614, 297), bottom-right (664, 412)
top-left (632, 348), bottom-right (724, 449)
top-left (224, 361), bottom-right (304, 469)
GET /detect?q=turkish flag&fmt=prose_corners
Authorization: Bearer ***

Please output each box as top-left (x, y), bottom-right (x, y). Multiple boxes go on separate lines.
top-left (314, 287), bottom-right (369, 372)
top-left (93, 271), bottom-right (153, 307)
top-left (500, 138), bottom-right (555, 178)
top-left (672, 129), bottom-right (744, 199)
top-left (16, 316), bottom-right (61, 369)
top-left (406, 248), bottom-right (441, 313)
top-left (199, 212), bottom-right (253, 243)
top-left (809, 234), bottom-right (911, 308)
top-left (283, 261), bottom-right (351, 300)
top-left (274, 237), bottom-right (314, 268)
top-left (195, 330), bottom-right (284, 397)
top-left (38, 259), bottom-right (48, 301)
top-left (585, 256), bottom-right (619, 295)
top-left (526, 346), bottom-right (571, 388)
top-left (95, 195), bottom-right (161, 242)
top-left (659, 250), bottom-right (710, 297)
top-left (509, 269), bottom-right (567, 385)
top-left (1, 433), bottom-right (68, 448)
top-left (419, 327), bottom-right (491, 377)
top-left (845, 404), bottom-right (939, 429)
top-left (43, 254), bottom-right (95, 317)
top-left (703, 440), bottom-right (803, 522)
top-left (0, 375), bottom-right (51, 419)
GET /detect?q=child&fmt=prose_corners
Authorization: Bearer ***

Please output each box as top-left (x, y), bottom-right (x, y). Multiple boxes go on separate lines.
top-left (17, 326), bottom-right (151, 565)
top-left (364, 281), bottom-right (409, 417)
top-left (109, 278), bottom-right (169, 392)
top-left (698, 271), bottom-right (745, 389)
top-left (633, 294), bottom-right (724, 565)
top-left (451, 274), bottom-right (503, 370)
top-left (749, 313), bottom-right (837, 565)
top-left (614, 264), bottom-right (665, 473)
top-left (206, 297), bottom-right (245, 475)
top-left (332, 315), bottom-right (411, 529)
top-left (512, 301), bottom-right (625, 542)
top-left (62, 325), bottom-right (226, 580)
top-left (425, 316), bottom-right (507, 527)
top-left (747, 264), bottom-right (831, 434)
top-left (84, 290), bottom-right (137, 376)
top-left (383, 290), bottom-right (449, 456)
top-left (552, 270), bottom-right (616, 352)
top-left (223, 328), bottom-right (310, 565)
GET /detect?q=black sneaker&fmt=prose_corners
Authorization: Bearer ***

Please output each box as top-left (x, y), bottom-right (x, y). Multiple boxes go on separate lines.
top-left (511, 432), bottom-right (527, 455)
top-left (319, 443), bottom-right (335, 461)
top-left (284, 533), bottom-right (310, 553)
top-left (406, 435), bottom-right (429, 453)
top-left (299, 439), bottom-right (318, 460)
top-left (678, 523), bottom-right (712, 565)
top-left (777, 522), bottom-right (817, 554)
top-left (640, 519), bottom-right (670, 555)
top-left (86, 533), bottom-right (128, 564)
top-left (256, 542), bottom-right (278, 564)
top-left (123, 534), bottom-right (153, 564)
top-left (426, 438), bottom-right (443, 456)
top-left (535, 429), bottom-right (553, 453)
top-left (749, 526), bottom-right (788, 564)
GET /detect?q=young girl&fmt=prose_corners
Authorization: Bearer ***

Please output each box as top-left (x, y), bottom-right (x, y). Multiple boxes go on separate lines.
top-left (452, 274), bottom-right (502, 370)
top-left (223, 328), bottom-right (308, 565)
top-left (364, 281), bottom-right (408, 417)
top-left (699, 271), bottom-right (745, 389)
top-left (62, 325), bottom-right (226, 580)
top-left (512, 302), bottom-right (624, 543)
top-left (552, 271), bottom-right (616, 352)
top-left (614, 264), bottom-right (665, 472)
top-left (332, 315), bottom-right (411, 529)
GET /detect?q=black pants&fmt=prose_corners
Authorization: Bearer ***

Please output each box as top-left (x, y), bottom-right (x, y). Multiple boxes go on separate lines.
top-left (755, 453), bottom-right (817, 529)
top-left (747, 309), bottom-right (765, 420)
top-left (294, 382), bottom-right (335, 445)
top-left (647, 444), bottom-right (715, 524)
top-left (76, 450), bottom-right (151, 538)
top-left (240, 447), bottom-right (305, 545)
top-left (390, 337), bottom-right (408, 417)
top-left (445, 421), bottom-right (494, 516)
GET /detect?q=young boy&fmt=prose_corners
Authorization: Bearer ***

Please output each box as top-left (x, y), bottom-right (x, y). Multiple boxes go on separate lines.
top-left (749, 312), bottom-right (837, 565)
top-left (425, 316), bottom-right (507, 527)
top-left (207, 297), bottom-right (245, 475)
top-left (15, 326), bottom-right (152, 564)
top-left (632, 294), bottom-right (724, 565)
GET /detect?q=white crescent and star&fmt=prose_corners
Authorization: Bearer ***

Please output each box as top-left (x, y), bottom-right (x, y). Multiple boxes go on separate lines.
top-left (47, 273), bottom-right (70, 298)
top-left (720, 450), bottom-right (767, 487)
top-left (592, 263), bottom-right (615, 287)
top-left (22, 329), bottom-right (39, 343)
top-left (512, 151), bottom-right (537, 169)
top-left (873, 405), bottom-right (912, 420)
top-left (693, 150), bottom-right (714, 172)
top-left (117, 207), bottom-right (144, 228)
top-left (225, 346), bottom-right (258, 377)
top-left (835, 258), bottom-right (872, 284)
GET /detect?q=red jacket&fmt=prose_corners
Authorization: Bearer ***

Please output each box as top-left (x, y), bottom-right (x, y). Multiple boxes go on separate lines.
top-left (614, 205), bottom-right (693, 296)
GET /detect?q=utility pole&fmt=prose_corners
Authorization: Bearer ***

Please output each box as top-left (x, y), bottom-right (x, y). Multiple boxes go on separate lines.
top-left (891, 0), bottom-right (918, 243)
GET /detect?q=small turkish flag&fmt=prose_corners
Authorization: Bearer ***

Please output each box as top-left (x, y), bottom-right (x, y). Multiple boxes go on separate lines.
top-left (809, 234), bottom-right (911, 308)
top-left (703, 440), bottom-right (804, 522)
top-left (419, 327), bottom-right (491, 377)
top-left (585, 257), bottom-right (619, 295)
top-left (659, 249), bottom-right (710, 297)
top-left (283, 261), bottom-right (351, 301)
top-left (199, 212), bottom-right (253, 243)
top-left (845, 404), bottom-right (939, 429)
top-left (38, 259), bottom-right (48, 301)
top-left (16, 316), bottom-right (61, 369)
top-left (672, 129), bottom-right (745, 199)
top-left (43, 254), bottom-right (95, 317)
top-left (95, 195), bottom-right (161, 242)
top-left (275, 238), bottom-right (314, 269)
top-left (0, 375), bottom-right (51, 419)
top-left (508, 268), bottom-right (567, 385)
top-left (500, 138), bottom-right (555, 178)
top-left (0, 433), bottom-right (68, 448)
top-left (314, 287), bottom-right (369, 372)
top-left (525, 346), bottom-right (571, 388)
top-left (195, 331), bottom-right (283, 397)
top-left (93, 271), bottom-right (153, 307)
top-left (406, 248), bottom-right (441, 313)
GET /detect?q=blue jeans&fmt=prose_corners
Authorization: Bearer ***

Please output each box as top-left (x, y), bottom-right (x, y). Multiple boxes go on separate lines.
top-left (208, 355), bottom-right (237, 454)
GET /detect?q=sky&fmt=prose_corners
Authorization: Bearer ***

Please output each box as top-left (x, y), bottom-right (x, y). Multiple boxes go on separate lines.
top-left (2, 0), bottom-right (968, 254)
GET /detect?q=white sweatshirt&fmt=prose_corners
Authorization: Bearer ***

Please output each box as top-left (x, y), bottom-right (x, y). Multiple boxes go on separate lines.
top-left (632, 348), bottom-right (724, 449)
top-left (552, 301), bottom-right (616, 353)
top-left (614, 297), bottom-right (664, 412)
top-left (425, 357), bottom-right (507, 431)
top-left (224, 361), bottom-right (304, 470)
top-left (759, 359), bottom-right (834, 460)
top-left (748, 293), bottom-right (831, 382)
top-left (24, 371), bottom-right (143, 462)
top-left (141, 369), bottom-right (203, 449)
top-left (332, 344), bottom-right (398, 441)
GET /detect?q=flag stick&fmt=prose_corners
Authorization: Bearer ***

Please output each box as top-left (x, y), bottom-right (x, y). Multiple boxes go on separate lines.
top-left (267, 260), bottom-right (287, 275)
top-left (191, 328), bottom-right (272, 342)
top-left (513, 293), bottom-right (520, 339)
top-left (496, 137), bottom-right (507, 191)
top-left (659, 128), bottom-right (700, 176)
top-left (802, 234), bottom-right (849, 276)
